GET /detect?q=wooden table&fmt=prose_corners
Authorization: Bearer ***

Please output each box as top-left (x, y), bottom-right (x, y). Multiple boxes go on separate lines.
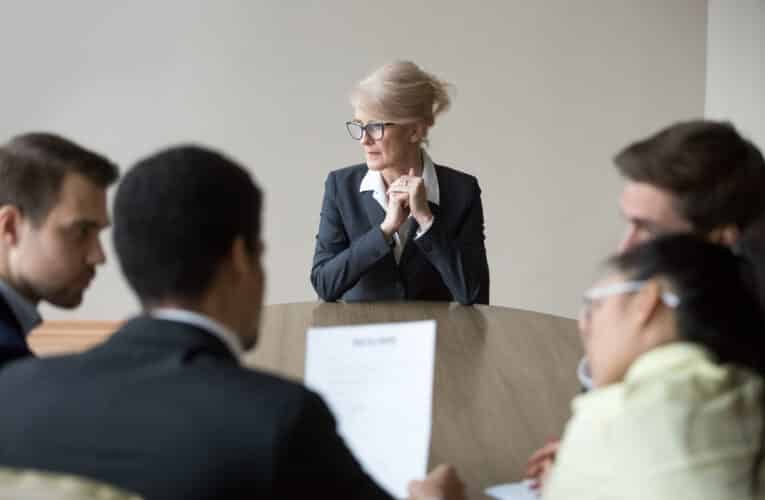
top-left (29, 301), bottom-right (583, 499)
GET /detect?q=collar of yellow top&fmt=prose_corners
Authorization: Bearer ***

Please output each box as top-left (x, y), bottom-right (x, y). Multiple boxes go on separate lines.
top-left (572, 342), bottom-right (723, 413)
top-left (624, 342), bottom-right (719, 384)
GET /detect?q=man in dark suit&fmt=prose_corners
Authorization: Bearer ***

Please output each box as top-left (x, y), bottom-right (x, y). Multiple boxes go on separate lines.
top-left (312, 159), bottom-right (490, 305)
top-left (0, 145), bottom-right (464, 500)
top-left (0, 133), bottom-right (117, 365)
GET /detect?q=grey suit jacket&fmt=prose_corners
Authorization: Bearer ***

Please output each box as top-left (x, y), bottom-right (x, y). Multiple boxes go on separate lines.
top-left (311, 163), bottom-right (489, 305)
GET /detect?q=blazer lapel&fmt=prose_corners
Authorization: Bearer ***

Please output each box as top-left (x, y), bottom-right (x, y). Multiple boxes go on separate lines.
top-left (399, 203), bottom-right (441, 267)
top-left (398, 220), bottom-right (419, 267)
top-left (427, 201), bottom-right (441, 220)
top-left (361, 192), bottom-right (386, 229)
top-left (0, 295), bottom-right (27, 352)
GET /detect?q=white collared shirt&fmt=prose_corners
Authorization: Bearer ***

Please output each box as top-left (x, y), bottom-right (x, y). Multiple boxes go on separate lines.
top-left (359, 149), bottom-right (440, 263)
top-left (151, 308), bottom-right (244, 361)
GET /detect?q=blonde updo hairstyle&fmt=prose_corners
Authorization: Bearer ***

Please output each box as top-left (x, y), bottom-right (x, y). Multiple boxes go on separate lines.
top-left (351, 61), bottom-right (452, 146)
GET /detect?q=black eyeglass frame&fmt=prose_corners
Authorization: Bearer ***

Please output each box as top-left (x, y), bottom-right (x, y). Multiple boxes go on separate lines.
top-left (345, 120), bottom-right (397, 141)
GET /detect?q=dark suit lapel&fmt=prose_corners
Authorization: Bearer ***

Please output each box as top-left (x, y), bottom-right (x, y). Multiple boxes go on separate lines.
top-left (427, 201), bottom-right (441, 220)
top-left (0, 294), bottom-right (28, 353)
top-left (399, 201), bottom-right (439, 266)
top-left (398, 219), bottom-right (420, 267)
top-left (361, 192), bottom-right (386, 229)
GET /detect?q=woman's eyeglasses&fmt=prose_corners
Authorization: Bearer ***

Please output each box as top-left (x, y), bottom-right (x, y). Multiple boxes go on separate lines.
top-left (345, 121), bottom-right (397, 141)
top-left (580, 280), bottom-right (680, 324)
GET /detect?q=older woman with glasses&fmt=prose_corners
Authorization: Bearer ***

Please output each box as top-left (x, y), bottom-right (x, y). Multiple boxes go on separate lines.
top-left (540, 234), bottom-right (765, 499)
top-left (310, 61), bottom-right (489, 305)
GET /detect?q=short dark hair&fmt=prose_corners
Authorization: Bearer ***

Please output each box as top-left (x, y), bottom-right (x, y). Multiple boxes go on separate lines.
top-left (113, 145), bottom-right (262, 305)
top-left (609, 234), bottom-right (765, 492)
top-left (614, 120), bottom-right (765, 234)
top-left (0, 132), bottom-right (119, 224)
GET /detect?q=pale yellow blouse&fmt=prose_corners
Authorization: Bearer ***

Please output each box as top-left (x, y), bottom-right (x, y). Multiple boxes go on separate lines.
top-left (544, 342), bottom-right (764, 500)
top-left (0, 467), bottom-right (142, 499)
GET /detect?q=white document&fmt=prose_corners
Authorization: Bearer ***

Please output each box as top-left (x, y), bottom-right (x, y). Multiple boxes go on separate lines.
top-left (485, 480), bottom-right (540, 500)
top-left (304, 320), bottom-right (437, 499)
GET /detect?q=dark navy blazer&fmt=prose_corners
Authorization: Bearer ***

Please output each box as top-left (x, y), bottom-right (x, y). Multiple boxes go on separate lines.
top-left (0, 317), bottom-right (393, 500)
top-left (311, 163), bottom-right (490, 305)
top-left (0, 293), bottom-right (31, 367)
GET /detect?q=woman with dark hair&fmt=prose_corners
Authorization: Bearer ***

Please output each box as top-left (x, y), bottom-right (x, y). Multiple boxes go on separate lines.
top-left (542, 234), bottom-right (765, 499)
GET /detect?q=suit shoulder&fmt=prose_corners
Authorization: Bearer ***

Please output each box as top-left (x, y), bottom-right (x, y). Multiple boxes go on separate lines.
top-left (0, 354), bottom-right (63, 381)
top-left (327, 164), bottom-right (368, 183)
top-left (330, 163), bottom-right (367, 176)
top-left (322, 164), bottom-right (368, 199)
top-left (434, 164), bottom-right (481, 197)
top-left (230, 368), bottom-right (334, 433)
top-left (434, 164), bottom-right (479, 185)
top-left (227, 365), bottom-right (318, 404)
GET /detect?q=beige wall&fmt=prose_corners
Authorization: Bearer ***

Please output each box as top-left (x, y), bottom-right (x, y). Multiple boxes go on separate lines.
top-left (0, 1), bottom-right (707, 321)
top-left (706, 0), bottom-right (765, 148)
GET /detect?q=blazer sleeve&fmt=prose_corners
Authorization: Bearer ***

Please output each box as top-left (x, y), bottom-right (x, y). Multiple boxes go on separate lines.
top-left (311, 172), bottom-right (392, 301)
top-left (276, 390), bottom-right (394, 500)
top-left (414, 177), bottom-right (490, 305)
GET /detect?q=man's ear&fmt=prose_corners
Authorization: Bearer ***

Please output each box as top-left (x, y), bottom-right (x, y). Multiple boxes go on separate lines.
top-left (707, 225), bottom-right (740, 247)
top-left (230, 237), bottom-right (251, 277)
top-left (230, 237), bottom-right (262, 276)
top-left (0, 206), bottom-right (23, 247)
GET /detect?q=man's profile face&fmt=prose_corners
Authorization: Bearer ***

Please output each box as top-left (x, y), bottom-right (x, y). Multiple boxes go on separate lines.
top-left (11, 172), bottom-right (109, 307)
top-left (617, 181), bottom-right (693, 253)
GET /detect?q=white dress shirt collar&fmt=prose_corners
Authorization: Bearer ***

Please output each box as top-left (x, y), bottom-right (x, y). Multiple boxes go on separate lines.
top-left (359, 149), bottom-right (440, 206)
top-left (151, 308), bottom-right (244, 361)
top-left (421, 150), bottom-right (440, 206)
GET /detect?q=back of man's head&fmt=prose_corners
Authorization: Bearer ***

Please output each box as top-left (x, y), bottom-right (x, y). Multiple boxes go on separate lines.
top-left (113, 145), bottom-right (262, 306)
top-left (0, 132), bottom-right (119, 225)
top-left (614, 120), bottom-right (765, 234)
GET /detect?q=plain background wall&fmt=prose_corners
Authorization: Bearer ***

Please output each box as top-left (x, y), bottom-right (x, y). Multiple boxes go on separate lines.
top-left (0, 1), bottom-right (707, 321)
top-left (705, 0), bottom-right (765, 148)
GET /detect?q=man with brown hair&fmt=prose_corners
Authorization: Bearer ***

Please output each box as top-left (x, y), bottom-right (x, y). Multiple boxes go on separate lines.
top-left (526, 119), bottom-right (765, 489)
top-left (614, 120), bottom-right (765, 251)
top-left (0, 132), bottom-right (118, 365)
